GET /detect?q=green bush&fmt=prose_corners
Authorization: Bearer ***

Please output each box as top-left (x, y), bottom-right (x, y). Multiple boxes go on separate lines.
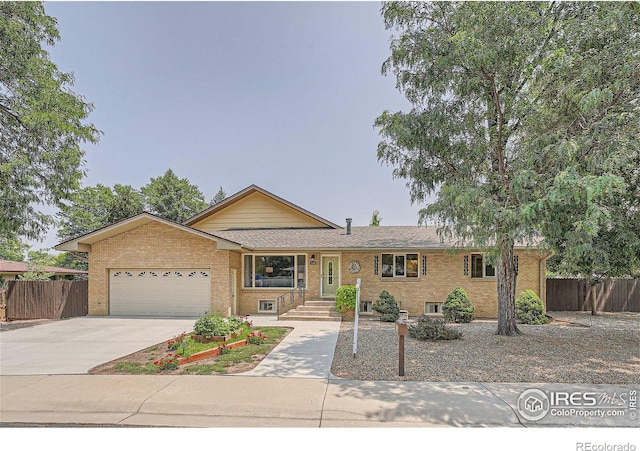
top-left (335, 285), bottom-right (357, 313)
top-left (372, 290), bottom-right (400, 322)
top-left (408, 316), bottom-right (462, 341)
top-left (516, 290), bottom-right (549, 324)
top-left (227, 315), bottom-right (245, 330)
top-left (193, 315), bottom-right (235, 338)
top-left (442, 287), bottom-right (475, 323)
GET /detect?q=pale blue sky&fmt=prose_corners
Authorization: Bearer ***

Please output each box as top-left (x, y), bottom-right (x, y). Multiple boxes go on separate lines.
top-left (37, 1), bottom-right (421, 249)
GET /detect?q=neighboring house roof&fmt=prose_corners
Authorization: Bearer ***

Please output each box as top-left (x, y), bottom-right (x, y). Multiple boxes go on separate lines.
top-left (54, 212), bottom-right (245, 252)
top-left (214, 226), bottom-right (539, 251)
top-left (183, 184), bottom-right (342, 229)
top-left (0, 259), bottom-right (87, 275)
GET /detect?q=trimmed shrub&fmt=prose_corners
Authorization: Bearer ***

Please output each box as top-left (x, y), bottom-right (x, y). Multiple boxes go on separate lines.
top-left (516, 290), bottom-right (549, 324)
top-left (442, 287), bottom-right (475, 323)
top-left (408, 315), bottom-right (462, 341)
top-left (227, 315), bottom-right (245, 330)
top-left (335, 285), bottom-right (357, 313)
top-left (372, 290), bottom-right (400, 322)
top-left (193, 315), bottom-right (235, 338)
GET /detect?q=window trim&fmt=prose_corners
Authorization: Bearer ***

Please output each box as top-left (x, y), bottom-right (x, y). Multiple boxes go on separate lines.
top-left (359, 300), bottom-right (373, 315)
top-left (258, 300), bottom-right (275, 312)
top-left (381, 253), bottom-right (420, 279)
top-left (243, 253), bottom-right (307, 289)
top-left (425, 302), bottom-right (444, 315)
top-left (470, 253), bottom-right (496, 279)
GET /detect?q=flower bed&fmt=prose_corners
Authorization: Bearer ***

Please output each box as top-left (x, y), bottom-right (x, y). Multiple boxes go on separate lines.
top-left (191, 328), bottom-right (244, 343)
top-left (89, 326), bottom-right (291, 375)
top-left (178, 338), bottom-right (248, 364)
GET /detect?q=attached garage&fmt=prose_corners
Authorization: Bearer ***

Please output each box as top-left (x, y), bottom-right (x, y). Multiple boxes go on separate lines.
top-left (109, 269), bottom-right (211, 317)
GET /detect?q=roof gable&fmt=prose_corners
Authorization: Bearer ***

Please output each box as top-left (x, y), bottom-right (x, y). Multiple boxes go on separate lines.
top-left (54, 212), bottom-right (244, 252)
top-left (185, 185), bottom-right (341, 232)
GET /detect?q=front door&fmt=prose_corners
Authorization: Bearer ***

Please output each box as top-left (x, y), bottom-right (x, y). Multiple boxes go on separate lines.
top-left (321, 255), bottom-right (340, 297)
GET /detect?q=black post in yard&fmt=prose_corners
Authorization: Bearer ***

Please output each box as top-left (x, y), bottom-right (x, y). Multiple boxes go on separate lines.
top-left (399, 333), bottom-right (405, 376)
top-left (395, 320), bottom-right (408, 377)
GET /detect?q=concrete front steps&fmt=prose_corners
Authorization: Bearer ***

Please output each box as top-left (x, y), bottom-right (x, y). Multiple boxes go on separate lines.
top-left (278, 298), bottom-right (342, 321)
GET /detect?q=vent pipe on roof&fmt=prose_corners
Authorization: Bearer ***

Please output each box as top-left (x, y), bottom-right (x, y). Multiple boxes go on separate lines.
top-left (346, 218), bottom-right (352, 235)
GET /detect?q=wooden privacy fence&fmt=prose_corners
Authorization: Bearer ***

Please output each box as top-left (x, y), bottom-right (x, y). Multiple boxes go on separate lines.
top-left (546, 278), bottom-right (640, 312)
top-left (6, 280), bottom-right (88, 320)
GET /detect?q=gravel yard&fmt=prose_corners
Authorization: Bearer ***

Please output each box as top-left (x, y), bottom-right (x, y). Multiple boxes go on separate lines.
top-left (331, 312), bottom-right (640, 384)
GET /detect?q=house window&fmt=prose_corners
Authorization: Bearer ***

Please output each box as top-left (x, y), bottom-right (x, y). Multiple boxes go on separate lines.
top-left (471, 254), bottom-right (496, 279)
top-left (258, 300), bottom-right (275, 312)
top-left (425, 302), bottom-right (443, 314)
top-left (360, 300), bottom-right (373, 314)
top-left (244, 254), bottom-right (306, 288)
top-left (373, 256), bottom-right (379, 275)
top-left (422, 255), bottom-right (427, 276)
top-left (381, 254), bottom-right (419, 278)
top-left (296, 254), bottom-right (306, 288)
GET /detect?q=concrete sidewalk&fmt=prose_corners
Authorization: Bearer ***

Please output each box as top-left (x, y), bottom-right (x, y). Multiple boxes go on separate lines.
top-left (1, 375), bottom-right (637, 427)
top-left (243, 315), bottom-right (341, 379)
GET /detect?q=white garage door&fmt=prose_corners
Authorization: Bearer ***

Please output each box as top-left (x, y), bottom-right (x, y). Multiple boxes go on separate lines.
top-left (109, 269), bottom-right (211, 317)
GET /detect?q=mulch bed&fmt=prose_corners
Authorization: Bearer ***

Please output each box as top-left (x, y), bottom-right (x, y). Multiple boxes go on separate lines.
top-left (331, 312), bottom-right (640, 384)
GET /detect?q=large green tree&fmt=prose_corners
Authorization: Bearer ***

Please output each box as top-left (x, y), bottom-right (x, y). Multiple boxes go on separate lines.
top-left (541, 150), bottom-right (640, 313)
top-left (57, 184), bottom-right (144, 241)
top-left (0, 2), bottom-right (100, 241)
top-left (141, 169), bottom-right (209, 222)
top-left (56, 183), bottom-right (143, 271)
top-left (0, 238), bottom-right (29, 261)
top-left (376, 2), bottom-right (639, 334)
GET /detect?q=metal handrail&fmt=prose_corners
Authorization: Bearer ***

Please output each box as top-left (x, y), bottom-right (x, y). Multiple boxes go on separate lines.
top-left (276, 284), bottom-right (305, 320)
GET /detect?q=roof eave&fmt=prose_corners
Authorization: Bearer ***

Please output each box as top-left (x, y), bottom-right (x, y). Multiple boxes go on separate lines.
top-left (54, 212), bottom-right (244, 252)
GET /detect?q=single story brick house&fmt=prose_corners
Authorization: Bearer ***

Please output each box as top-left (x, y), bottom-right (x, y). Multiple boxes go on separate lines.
top-left (55, 185), bottom-right (548, 318)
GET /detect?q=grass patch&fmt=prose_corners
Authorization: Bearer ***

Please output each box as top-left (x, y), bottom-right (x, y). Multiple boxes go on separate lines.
top-left (90, 326), bottom-right (292, 375)
top-left (113, 361), bottom-right (159, 374)
top-left (179, 327), bottom-right (290, 374)
top-left (174, 324), bottom-right (252, 357)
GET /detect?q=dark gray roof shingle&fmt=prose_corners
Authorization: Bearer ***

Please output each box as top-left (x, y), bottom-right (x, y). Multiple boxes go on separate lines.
top-left (215, 226), bottom-right (457, 250)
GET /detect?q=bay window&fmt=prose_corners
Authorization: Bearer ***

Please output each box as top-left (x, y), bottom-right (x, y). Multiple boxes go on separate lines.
top-left (243, 254), bottom-right (306, 288)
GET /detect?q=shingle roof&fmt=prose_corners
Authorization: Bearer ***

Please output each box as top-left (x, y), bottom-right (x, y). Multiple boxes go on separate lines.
top-left (214, 226), bottom-right (454, 250)
top-left (0, 259), bottom-right (87, 275)
top-left (214, 226), bottom-right (542, 251)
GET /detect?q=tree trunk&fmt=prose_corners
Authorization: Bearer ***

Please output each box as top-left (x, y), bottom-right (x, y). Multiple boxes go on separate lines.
top-left (585, 281), bottom-right (598, 316)
top-left (495, 238), bottom-right (521, 336)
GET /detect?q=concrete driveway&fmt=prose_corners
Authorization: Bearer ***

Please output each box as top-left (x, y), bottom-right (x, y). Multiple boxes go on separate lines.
top-left (0, 317), bottom-right (196, 375)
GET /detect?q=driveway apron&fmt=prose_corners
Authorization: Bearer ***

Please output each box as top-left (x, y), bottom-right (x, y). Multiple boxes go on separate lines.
top-left (0, 317), bottom-right (196, 375)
